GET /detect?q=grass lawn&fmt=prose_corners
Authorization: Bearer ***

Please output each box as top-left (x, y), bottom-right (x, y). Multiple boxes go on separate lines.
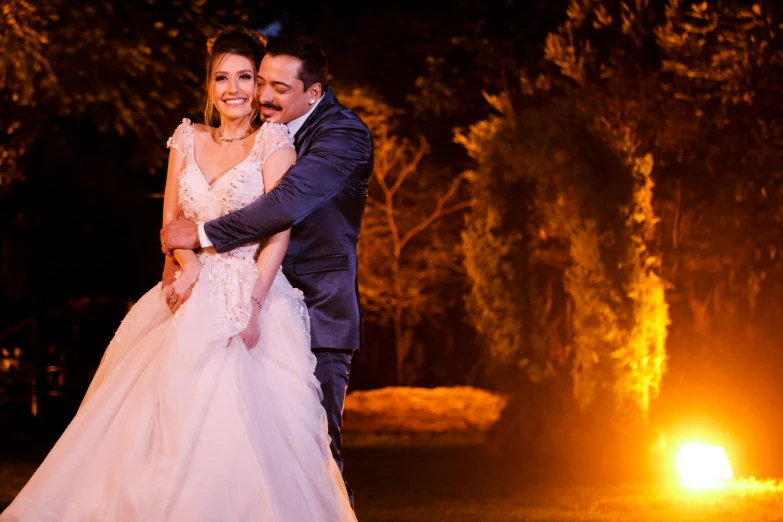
top-left (3, 445), bottom-right (783, 521)
top-left (0, 460), bottom-right (37, 511)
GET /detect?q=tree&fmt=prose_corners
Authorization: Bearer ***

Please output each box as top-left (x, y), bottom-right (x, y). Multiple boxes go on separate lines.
top-left (340, 87), bottom-right (470, 384)
top-left (0, 0), bottom-right (56, 185)
top-left (545, 0), bottom-right (783, 417)
top-left (457, 81), bottom-right (669, 421)
top-left (0, 0), bottom-right (259, 187)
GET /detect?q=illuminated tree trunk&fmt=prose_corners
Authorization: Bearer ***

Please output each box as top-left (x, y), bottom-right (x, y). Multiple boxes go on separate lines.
top-left (357, 123), bottom-right (470, 385)
top-left (391, 256), bottom-right (407, 384)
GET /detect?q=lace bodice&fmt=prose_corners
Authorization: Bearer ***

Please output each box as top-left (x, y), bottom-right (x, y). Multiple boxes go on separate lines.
top-left (167, 119), bottom-right (294, 225)
top-left (166, 119), bottom-right (297, 329)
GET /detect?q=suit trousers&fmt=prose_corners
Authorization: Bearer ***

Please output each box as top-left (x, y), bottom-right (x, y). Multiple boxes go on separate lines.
top-left (313, 348), bottom-right (355, 506)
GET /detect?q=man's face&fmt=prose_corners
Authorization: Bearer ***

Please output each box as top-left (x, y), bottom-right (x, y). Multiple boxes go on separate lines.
top-left (257, 54), bottom-right (320, 124)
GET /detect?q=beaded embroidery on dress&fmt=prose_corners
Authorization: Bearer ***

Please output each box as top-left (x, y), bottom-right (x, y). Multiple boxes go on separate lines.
top-left (1, 121), bottom-right (356, 522)
top-left (167, 119), bottom-right (310, 333)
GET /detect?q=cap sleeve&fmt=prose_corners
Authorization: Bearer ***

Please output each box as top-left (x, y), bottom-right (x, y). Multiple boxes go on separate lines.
top-left (259, 122), bottom-right (295, 165)
top-left (166, 118), bottom-right (194, 158)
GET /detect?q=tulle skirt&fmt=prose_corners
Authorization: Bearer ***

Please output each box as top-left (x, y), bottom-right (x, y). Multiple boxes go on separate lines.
top-left (1, 266), bottom-right (356, 522)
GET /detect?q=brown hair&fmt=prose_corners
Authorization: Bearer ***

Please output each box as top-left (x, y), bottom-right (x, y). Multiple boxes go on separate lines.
top-left (204, 26), bottom-right (266, 127)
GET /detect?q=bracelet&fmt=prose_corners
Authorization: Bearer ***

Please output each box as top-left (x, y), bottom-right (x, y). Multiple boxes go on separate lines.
top-left (250, 296), bottom-right (263, 311)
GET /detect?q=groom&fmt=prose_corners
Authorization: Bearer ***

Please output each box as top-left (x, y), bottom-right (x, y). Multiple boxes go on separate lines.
top-left (160, 35), bottom-right (372, 504)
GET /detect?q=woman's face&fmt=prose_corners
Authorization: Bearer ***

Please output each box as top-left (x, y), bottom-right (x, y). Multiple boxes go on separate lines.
top-left (210, 53), bottom-right (257, 121)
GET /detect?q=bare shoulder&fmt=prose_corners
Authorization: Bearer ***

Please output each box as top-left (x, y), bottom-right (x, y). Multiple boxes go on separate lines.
top-left (192, 123), bottom-right (212, 137)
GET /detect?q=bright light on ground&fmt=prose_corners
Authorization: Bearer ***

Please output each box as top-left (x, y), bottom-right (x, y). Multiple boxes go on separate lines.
top-left (675, 443), bottom-right (733, 489)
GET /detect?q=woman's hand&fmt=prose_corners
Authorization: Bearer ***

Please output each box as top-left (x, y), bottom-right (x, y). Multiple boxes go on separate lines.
top-left (163, 265), bottom-right (200, 313)
top-left (161, 256), bottom-right (180, 288)
top-left (238, 319), bottom-right (261, 349)
top-left (237, 299), bottom-right (263, 348)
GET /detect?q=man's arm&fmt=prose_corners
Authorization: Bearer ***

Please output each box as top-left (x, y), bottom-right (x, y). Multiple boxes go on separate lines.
top-left (204, 117), bottom-right (372, 253)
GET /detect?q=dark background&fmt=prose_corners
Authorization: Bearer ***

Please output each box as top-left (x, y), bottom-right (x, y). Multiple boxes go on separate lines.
top-left (3, 0), bottom-right (783, 480)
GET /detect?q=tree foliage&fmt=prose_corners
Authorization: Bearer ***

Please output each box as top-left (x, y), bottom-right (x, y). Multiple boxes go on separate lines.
top-left (458, 83), bottom-right (669, 420)
top-left (455, 0), bottom-right (783, 424)
top-left (0, 0), bottom-right (256, 186)
top-left (547, 0), bottom-right (783, 395)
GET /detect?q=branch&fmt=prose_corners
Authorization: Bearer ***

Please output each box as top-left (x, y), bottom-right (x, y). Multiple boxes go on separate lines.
top-left (373, 126), bottom-right (389, 185)
top-left (366, 196), bottom-right (387, 212)
top-left (384, 144), bottom-right (405, 184)
top-left (374, 126), bottom-right (404, 188)
top-left (399, 175), bottom-right (471, 251)
top-left (389, 136), bottom-right (427, 196)
top-left (439, 200), bottom-right (474, 217)
top-left (375, 161), bottom-right (392, 199)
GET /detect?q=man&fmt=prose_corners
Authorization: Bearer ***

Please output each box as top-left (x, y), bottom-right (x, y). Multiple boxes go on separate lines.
top-left (160, 35), bottom-right (372, 505)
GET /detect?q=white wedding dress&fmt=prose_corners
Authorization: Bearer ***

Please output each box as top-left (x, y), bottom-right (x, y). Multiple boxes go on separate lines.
top-left (1, 121), bottom-right (357, 522)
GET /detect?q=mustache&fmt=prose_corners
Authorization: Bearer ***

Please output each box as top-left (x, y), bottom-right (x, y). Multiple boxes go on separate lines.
top-left (260, 103), bottom-right (282, 111)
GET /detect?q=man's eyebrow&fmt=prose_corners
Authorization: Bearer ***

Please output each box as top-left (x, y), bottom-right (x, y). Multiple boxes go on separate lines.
top-left (258, 78), bottom-right (293, 89)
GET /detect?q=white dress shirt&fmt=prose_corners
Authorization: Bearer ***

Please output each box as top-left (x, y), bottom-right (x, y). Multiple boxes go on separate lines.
top-left (197, 96), bottom-right (323, 249)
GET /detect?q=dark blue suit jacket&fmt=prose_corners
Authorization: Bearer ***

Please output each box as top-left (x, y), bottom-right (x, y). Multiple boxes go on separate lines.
top-left (204, 86), bottom-right (372, 350)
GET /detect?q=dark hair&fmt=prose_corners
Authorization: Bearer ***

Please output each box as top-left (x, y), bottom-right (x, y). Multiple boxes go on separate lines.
top-left (265, 35), bottom-right (327, 91)
top-left (204, 26), bottom-right (266, 126)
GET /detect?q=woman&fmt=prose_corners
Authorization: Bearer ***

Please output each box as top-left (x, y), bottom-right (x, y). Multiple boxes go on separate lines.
top-left (1, 26), bottom-right (357, 522)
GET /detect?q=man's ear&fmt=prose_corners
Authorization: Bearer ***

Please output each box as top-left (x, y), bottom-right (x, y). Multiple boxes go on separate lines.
top-left (308, 83), bottom-right (323, 102)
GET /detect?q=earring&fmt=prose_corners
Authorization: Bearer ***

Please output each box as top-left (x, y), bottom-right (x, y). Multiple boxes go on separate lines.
top-left (309, 99), bottom-right (314, 104)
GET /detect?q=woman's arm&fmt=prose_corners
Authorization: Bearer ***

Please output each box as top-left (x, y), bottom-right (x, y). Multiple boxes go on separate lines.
top-left (238, 144), bottom-right (297, 347)
top-left (252, 146), bottom-right (297, 300)
top-left (162, 146), bottom-right (201, 312)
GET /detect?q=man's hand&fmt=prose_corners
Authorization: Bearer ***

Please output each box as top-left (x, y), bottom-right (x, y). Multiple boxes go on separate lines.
top-left (161, 216), bottom-right (200, 255)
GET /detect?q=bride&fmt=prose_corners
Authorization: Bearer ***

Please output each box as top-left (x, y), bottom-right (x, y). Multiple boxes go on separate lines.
top-left (1, 26), bottom-right (357, 522)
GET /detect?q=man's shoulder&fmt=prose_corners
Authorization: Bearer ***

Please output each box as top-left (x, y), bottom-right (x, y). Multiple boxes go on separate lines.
top-left (332, 102), bottom-right (363, 122)
top-left (319, 103), bottom-right (371, 137)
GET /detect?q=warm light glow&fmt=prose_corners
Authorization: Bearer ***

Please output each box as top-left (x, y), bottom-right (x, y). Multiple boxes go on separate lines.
top-left (675, 443), bottom-right (733, 489)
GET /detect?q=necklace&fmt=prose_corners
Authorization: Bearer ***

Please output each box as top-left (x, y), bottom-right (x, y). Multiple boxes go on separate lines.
top-left (217, 126), bottom-right (254, 142)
